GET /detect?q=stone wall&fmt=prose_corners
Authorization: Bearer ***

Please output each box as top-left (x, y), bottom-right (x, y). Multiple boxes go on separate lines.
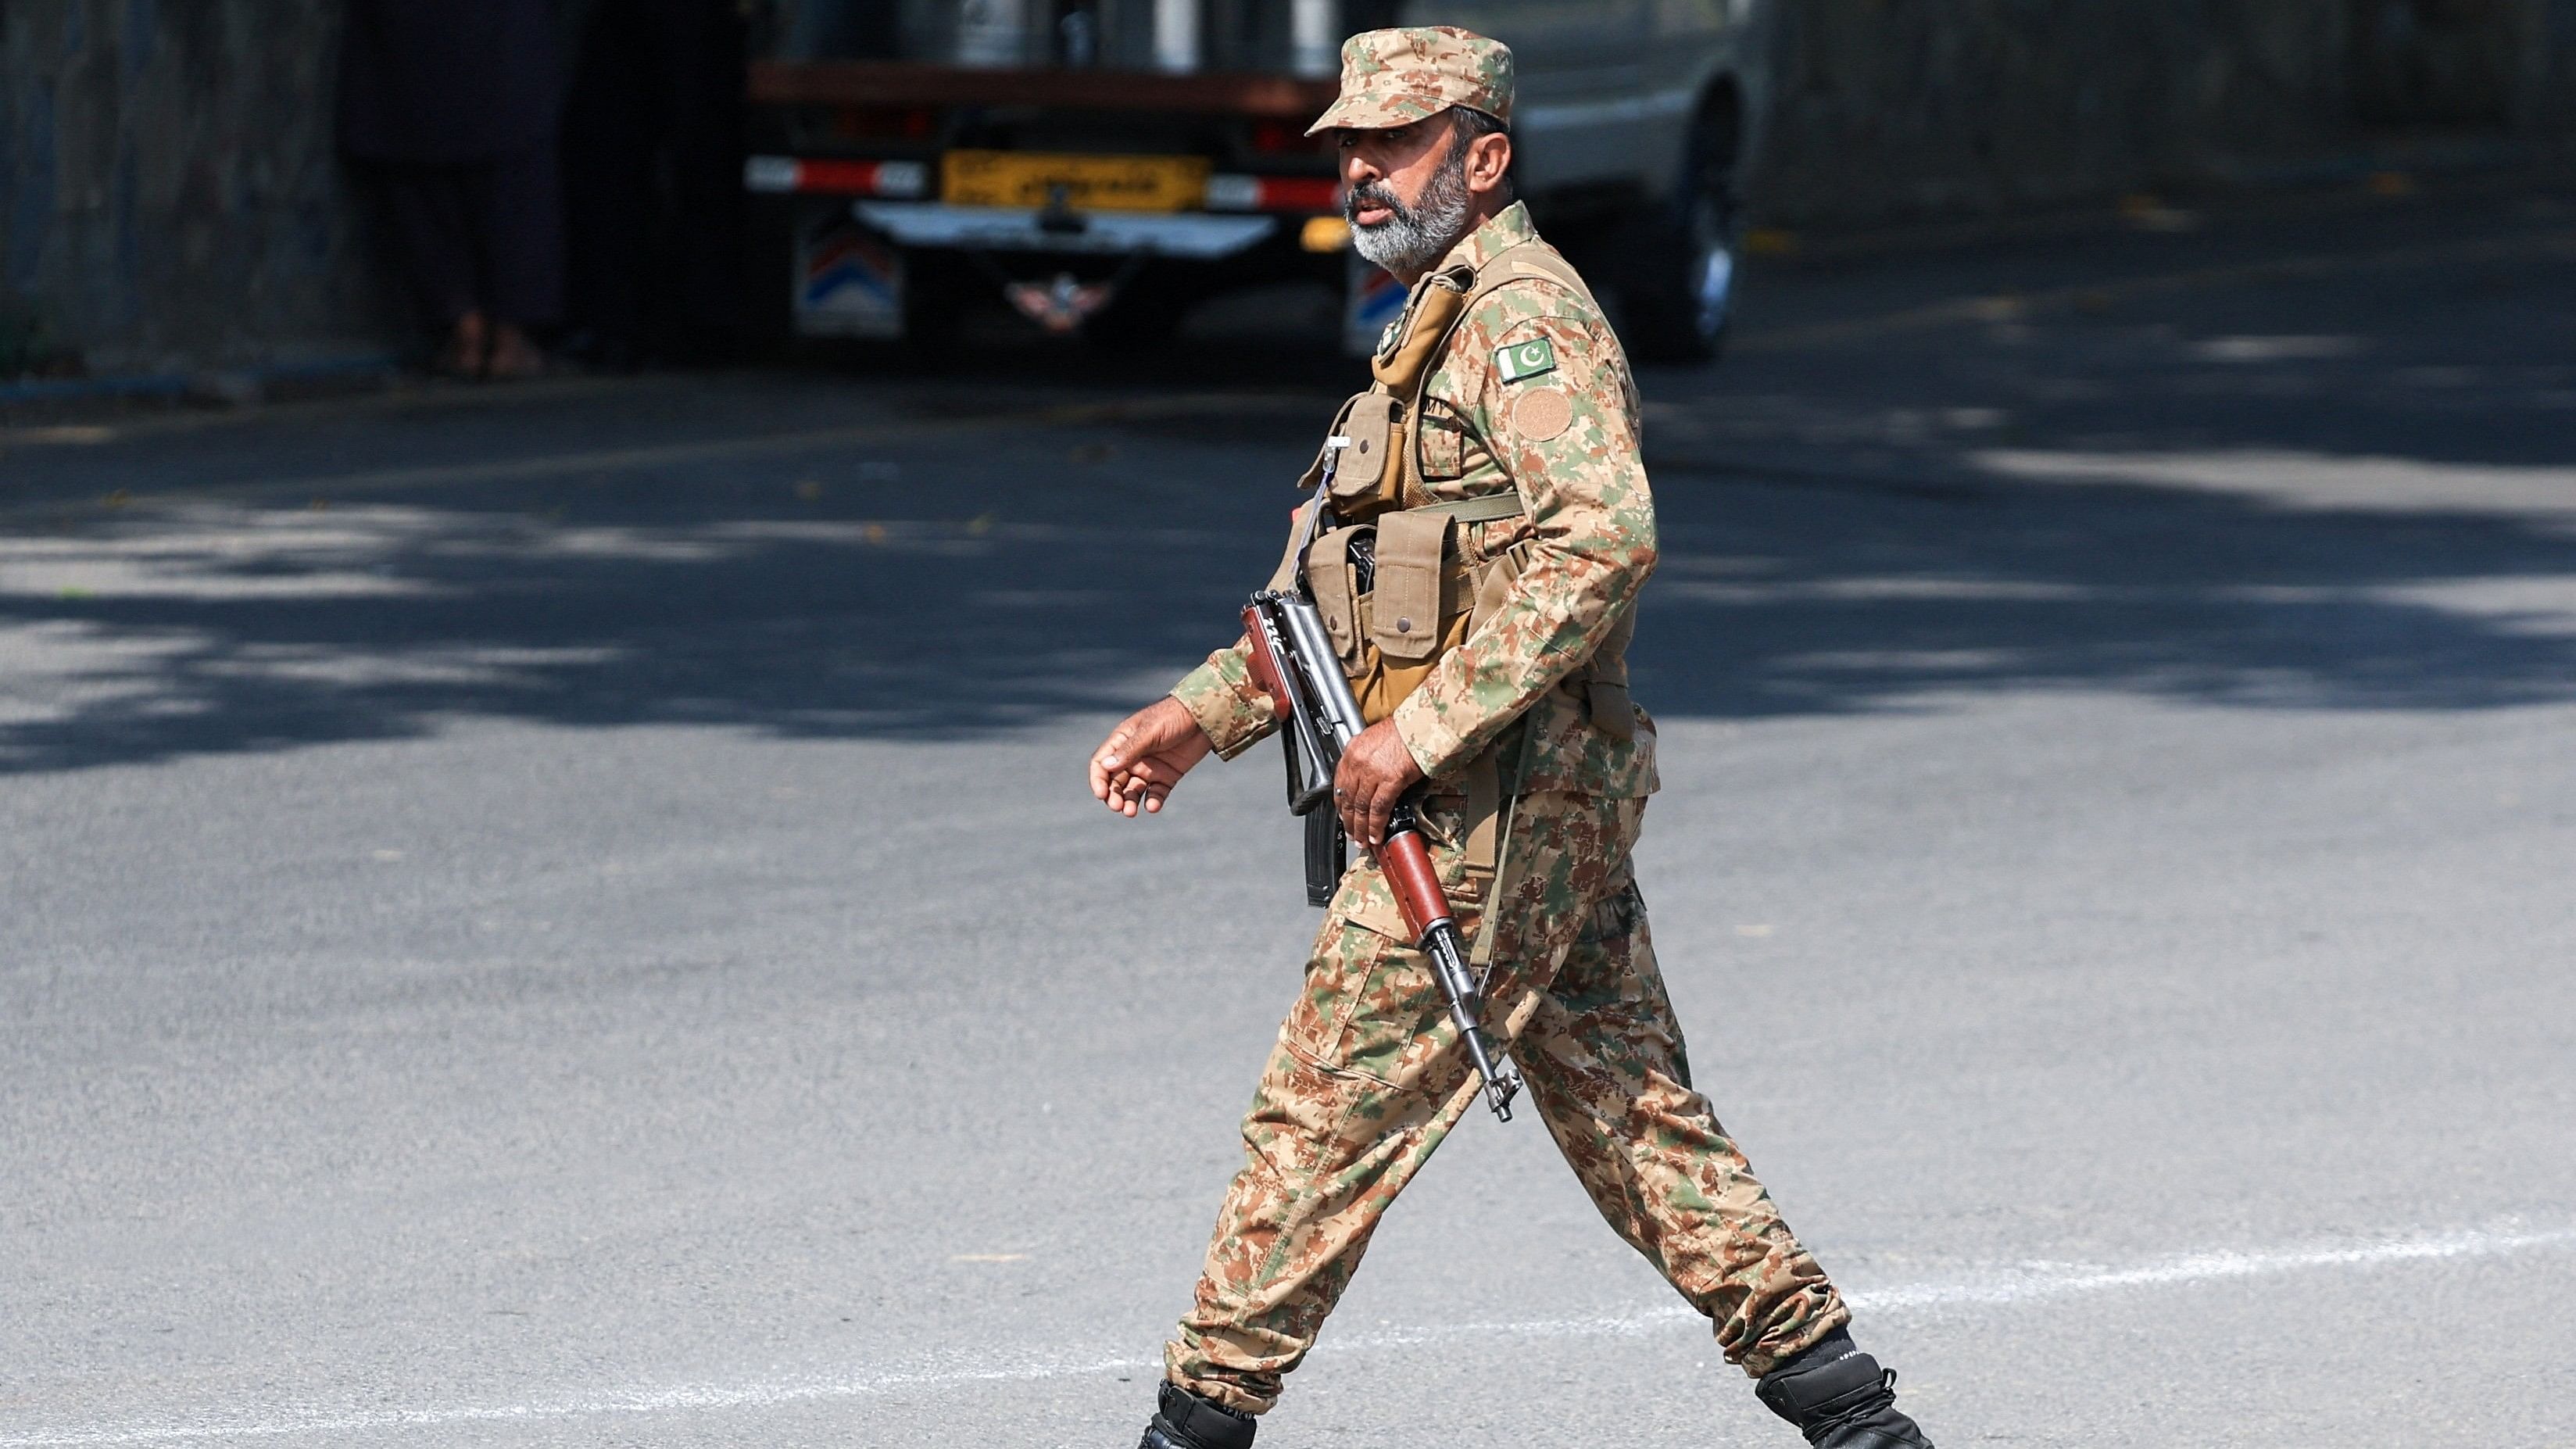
top-left (0, 0), bottom-right (388, 374)
top-left (4, 0), bottom-right (2574, 373)
top-left (1749, 0), bottom-right (2576, 227)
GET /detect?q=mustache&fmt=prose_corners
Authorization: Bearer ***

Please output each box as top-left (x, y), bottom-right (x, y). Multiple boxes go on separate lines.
top-left (1344, 181), bottom-right (1411, 224)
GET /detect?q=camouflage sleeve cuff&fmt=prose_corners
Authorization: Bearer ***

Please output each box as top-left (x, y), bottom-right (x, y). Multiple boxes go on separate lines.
top-left (1172, 641), bottom-right (1281, 761)
top-left (1390, 686), bottom-right (1474, 782)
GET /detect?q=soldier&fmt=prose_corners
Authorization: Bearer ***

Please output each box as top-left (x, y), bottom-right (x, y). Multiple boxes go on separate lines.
top-left (1087, 27), bottom-right (1937, 1449)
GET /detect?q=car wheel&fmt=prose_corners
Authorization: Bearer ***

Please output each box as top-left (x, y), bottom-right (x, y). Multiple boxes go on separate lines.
top-left (1616, 97), bottom-right (1741, 367)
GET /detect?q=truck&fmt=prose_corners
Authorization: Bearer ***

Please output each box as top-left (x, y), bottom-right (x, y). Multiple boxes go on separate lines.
top-left (742, 1), bottom-right (1768, 363)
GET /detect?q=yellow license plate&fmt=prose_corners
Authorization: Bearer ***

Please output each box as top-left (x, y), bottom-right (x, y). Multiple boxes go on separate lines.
top-left (941, 151), bottom-right (1211, 213)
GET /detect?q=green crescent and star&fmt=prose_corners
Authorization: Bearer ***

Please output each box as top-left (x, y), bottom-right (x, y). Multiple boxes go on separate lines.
top-left (1496, 336), bottom-right (1557, 384)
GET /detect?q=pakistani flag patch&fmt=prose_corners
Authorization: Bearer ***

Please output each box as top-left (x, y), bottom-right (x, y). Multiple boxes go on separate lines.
top-left (1496, 336), bottom-right (1557, 384)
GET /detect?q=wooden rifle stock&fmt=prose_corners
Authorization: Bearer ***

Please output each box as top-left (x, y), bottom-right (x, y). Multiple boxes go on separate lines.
top-left (1240, 603), bottom-right (1293, 721)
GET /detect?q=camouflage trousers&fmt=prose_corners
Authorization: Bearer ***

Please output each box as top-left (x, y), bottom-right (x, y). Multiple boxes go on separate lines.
top-left (1166, 790), bottom-right (1848, 1415)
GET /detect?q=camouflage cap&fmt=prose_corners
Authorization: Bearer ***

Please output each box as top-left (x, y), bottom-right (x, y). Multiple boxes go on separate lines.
top-left (1304, 26), bottom-right (1514, 137)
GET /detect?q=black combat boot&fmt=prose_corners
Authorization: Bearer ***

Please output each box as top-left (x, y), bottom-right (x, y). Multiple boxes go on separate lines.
top-left (1755, 1329), bottom-right (1934, 1448)
top-left (1138, 1381), bottom-right (1257, 1449)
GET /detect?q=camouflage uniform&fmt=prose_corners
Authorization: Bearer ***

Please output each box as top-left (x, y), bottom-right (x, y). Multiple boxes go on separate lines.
top-left (1157, 27), bottom-right (1850, 1421)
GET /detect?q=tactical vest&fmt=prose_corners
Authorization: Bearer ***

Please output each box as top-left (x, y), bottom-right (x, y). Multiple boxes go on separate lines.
top-left (1281, 234), bottom-right (1635, 746)
top-left (1278, 235), bottom-right (1640, 939)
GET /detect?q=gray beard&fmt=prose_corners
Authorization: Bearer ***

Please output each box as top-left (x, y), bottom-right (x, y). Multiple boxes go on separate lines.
top-left (1348, 152), bottom-right (1476, 277)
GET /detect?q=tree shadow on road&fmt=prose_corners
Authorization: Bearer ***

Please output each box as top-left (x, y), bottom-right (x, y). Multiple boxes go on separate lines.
top-left (1633, 461), bottom-right (2576, 720)
top-left (3, 282), bottom-right (2574, 776)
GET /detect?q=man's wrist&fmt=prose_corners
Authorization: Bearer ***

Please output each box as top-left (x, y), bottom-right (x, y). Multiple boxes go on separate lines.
top-left (1161, 692), bottom-right (1217, 752)
top-left (1169, 666), bottom-right (1266, 759)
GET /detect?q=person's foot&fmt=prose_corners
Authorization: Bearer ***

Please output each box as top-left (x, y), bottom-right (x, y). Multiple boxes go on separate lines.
top-left (483, 324), bottom-right (547, 381)
top-left (435, 312), bottom-right (488, 380)
top-left (1137, 1382), bottom-right (1254, 1449)
top-left (1755, 1329), bottom-right (1934, 1447)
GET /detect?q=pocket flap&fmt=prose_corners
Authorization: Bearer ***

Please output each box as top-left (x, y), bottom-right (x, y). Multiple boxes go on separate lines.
top-left (1368, 510), bottom-right (1451, 663)
top-left (1330, 392), bottom-right (1402, 511)
top-left (1300, 392), bottom-right (1401, 511)
top-left (1297, 395), bottom-right (1359, 493)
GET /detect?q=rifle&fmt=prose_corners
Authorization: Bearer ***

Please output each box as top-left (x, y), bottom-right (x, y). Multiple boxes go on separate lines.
top-left (1239, 457), bottom-right (1524, 1122)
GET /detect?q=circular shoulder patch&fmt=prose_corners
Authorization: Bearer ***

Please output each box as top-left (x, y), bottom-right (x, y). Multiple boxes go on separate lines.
top-left (1512, 387), bottom-right (1574, 442)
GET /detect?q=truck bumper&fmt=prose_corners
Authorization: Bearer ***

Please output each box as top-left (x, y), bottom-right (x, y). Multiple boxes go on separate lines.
top-left (849, 202), bottom-right (1281, 259)
top-left (778, 199), bottom-right (1355, 348)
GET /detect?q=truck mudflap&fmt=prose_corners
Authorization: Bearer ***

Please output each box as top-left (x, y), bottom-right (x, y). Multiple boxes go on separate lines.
top-left (796, 218), bottom-right (905, 338)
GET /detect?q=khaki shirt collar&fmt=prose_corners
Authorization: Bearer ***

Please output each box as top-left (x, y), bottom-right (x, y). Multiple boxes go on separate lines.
top-left (1432, 199), bottom-right (1537, 283)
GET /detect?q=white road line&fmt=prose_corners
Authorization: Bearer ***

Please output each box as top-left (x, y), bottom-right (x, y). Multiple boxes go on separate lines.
top-left (1846, 1225), bottom-right (2576, 1311)
top-left (1331, 1223), bottom-right (2576, 1352)
top-left (6, 1222), bottom-right (2570, 1447)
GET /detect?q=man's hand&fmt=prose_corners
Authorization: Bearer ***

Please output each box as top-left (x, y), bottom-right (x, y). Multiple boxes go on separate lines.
top-left (1334, 718), bottom-right (1426, 846)
top-left (1090, 697), bottom-right (1215, 818)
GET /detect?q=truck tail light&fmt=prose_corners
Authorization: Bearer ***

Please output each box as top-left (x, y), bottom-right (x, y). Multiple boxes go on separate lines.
top-left (1204, 174), bottom-right (1342, 213)
top-left (745, 157), bottom-right (931, 199)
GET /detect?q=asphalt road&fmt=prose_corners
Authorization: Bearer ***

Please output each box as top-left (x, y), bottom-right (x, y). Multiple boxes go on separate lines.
top-left (5, 177), bottom-right (2574, 1448)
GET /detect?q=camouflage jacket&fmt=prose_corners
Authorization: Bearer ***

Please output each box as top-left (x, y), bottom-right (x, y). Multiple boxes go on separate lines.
top-left (1171, 202), bottom-right (1658, 800)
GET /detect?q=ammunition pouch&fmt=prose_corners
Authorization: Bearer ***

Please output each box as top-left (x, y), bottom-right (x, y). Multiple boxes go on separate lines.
top-left (1304, 510), bottom-right (1479, 728)
top-left (1300, 392), bottom-right (1405, 517)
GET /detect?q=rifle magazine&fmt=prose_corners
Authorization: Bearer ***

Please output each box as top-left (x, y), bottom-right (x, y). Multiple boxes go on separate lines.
top-left (1304, 808), bottom-right (1346, 908)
